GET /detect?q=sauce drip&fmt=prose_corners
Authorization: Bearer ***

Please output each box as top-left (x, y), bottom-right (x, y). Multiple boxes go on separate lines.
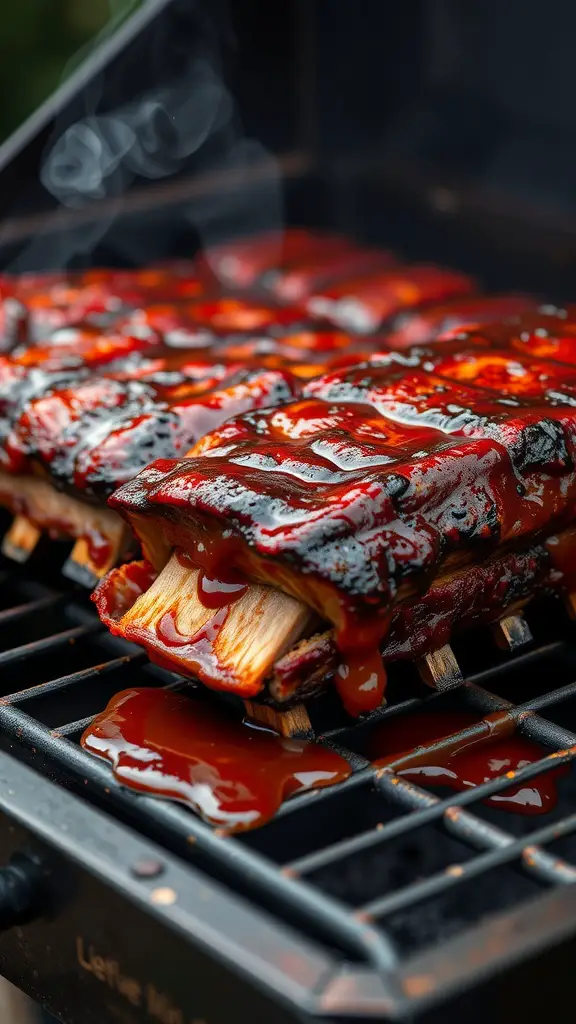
top-left (336, 648), bottom-right (387, 716)
top-left (81, 688), bottom-right (351, 831)
top-left (369, 711), bottom-right (568, 815)
top-left (174, 549), bottom-right (249, 609)
top-left (154, 607), bottom-right (230, 681)
top-left (197, 573), bottom-right (248, 609)
top-left (83, 525), bottom-right (113, 570)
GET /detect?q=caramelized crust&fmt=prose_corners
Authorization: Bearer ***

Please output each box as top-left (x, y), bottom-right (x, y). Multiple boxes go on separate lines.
top-left (385, 295), bottom-right (536, 347)
top-left (267, 532), bottom-right (570, 704)
top-left (307, 264), bottom-right (475, 332)
top-left (0, 262), bottom-right (208, 346)
top-left (3, 364), bottom-right (300, 498)
top-left (110, 340), bottom-right (576, 659)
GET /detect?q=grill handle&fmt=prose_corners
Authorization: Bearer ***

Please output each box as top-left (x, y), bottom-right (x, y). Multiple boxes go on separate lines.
top-left (0, 853), bottom-right (46, 930)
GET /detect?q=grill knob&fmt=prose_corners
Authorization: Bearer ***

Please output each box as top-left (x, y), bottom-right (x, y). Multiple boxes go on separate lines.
top-left (0, 852), bottom-right (45, 929)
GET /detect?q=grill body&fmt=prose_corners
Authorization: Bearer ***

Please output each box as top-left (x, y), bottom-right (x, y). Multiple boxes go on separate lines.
top-left (2, 3), bottom-right (576, 1022)
top-left (0, 560), bottom-right (576, 1023)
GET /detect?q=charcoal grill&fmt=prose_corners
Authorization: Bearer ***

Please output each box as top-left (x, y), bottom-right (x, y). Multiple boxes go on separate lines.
top-left (2, 1), bottom-right (576, 1022)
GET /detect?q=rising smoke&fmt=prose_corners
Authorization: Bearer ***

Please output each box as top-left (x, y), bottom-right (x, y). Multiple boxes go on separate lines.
top-left (8, 0), bottom-right (283, 273)
top-left (40, 58), bottom-right (232, 205)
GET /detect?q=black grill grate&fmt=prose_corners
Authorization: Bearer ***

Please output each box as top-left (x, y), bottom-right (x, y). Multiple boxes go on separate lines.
top-left (2, 557), bottom-right (576, 978)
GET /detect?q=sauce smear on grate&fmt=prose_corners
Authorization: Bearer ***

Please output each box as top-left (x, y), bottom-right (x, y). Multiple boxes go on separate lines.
top-left (81, 687), bottom-right (350, 831)
top-left (369, 710), bottom-right (568, 815)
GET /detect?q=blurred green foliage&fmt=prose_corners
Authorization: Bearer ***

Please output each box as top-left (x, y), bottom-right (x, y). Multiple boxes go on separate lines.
top-left (0, 0), bottom-right (140, 142)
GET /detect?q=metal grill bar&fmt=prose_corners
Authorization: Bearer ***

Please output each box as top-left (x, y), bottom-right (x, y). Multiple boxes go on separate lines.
top-left (56, 715), bottom-right (104, 736)
top-left (358, 810), bottom-right (576, 921)
top-left (0, 699), bottom-right (399, 971)
top-left (0, 592), bottom-right (67, 625)
top-left (275, 763), bottom-right (373, 815)
top-left (373, 771), bottom-right (576, 886)
top-left (321, 697), bottom-right (422, 739)
top-left (287, 745), bottom-right (576, 876)
top-left (465, 641), bottom-right (567, 684)
top-left (1, 652), bottom-right (146, 704)
top-left (460, 682), bottom-right (576, 748)
top-left (511, 679), bottom-right (576, 715)
top-left (0, 621), bottom-right (102, 666)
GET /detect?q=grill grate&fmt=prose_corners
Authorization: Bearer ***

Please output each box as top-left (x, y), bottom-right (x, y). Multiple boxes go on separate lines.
top-left (1, 556), bottom-right (576, 978)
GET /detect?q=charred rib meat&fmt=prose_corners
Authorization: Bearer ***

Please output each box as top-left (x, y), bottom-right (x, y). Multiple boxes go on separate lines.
top-left (102, 334), bottom-right (576, 713)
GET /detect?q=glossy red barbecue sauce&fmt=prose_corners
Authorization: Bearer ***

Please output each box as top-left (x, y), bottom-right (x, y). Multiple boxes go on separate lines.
top-left (336, 649), bottom-right (388, 717)
top-left (175, 548), bottom-right (248, 608)
top-left (82, 525), bottom-right (114, 570)
top-left (368, 711), bottom-right (568, 815)
top-left (94, 557), bottom-right (258, 692)
top-left (146, 551), bottom-right (250, 684)
top-left (154, 606), bottom-right (231, 683)
top-left (93, 552), bottom-right (388, 712)
top-left (4, 360), bottom-right (300, 499)
top-left (385, 295), bottom-right (535, 348)
top-left (81, 688), bottom-right (351, 831)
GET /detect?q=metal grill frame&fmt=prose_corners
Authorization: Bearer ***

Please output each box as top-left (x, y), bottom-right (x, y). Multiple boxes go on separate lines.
top-left (0, 566), bottom-right (576, 1020)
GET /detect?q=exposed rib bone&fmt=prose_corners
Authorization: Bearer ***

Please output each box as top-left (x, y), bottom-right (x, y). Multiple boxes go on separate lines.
top-left (243, 700), bottom-right (314, 738)
top-left (0, 472), bottom-right (128, 582)
top-left (416, 644), bottom-right (463, 691)
top-left (491, 610), bottom-right (533, 652)
top-left (2, 515), bottom-right (41, 562)
top-left (118, 552), bottom-right (315, 696)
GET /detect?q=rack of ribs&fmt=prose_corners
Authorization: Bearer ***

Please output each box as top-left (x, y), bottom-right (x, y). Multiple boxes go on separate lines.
top-left (0, 235), bottom-right (481, 586)
top-left (0, 353), bottom-right (301, 583)
top-left (0, 261), bottom-right (212, 349)
top-left (383, 294), bottom-right (537, 347)
top-left (306, 264), bottom-right (477, 332)
top-left (95, 325), bottom-right (576, 730)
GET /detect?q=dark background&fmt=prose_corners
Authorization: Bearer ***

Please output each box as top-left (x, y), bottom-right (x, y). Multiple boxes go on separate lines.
top-left (0, 0), bottom-right (139, 143)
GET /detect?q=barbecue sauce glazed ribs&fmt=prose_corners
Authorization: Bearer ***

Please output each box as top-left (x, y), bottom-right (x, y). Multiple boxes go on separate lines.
top-left (2, 234), bottom-right (563, 637)
top-left (3, 362), bottom-right (301, 489)
top-left (0, 232), bottom-right (481, 578)
top-left (306, 264), bottom-right (476, 332)
top-left (102, 334), bottom-right (576, 715)
top-left (384, 295), bottom-right (536, 347)
top-left (265, 532), bottom-right (572, 706)
top-left (0, 231), bottom-right (386, 569)
top-left (0, 358), bottom-right (300, 574)
top-left (0, 262), bottom-right (209, 349)
top-left (196, 228), bottom-right (362, 290)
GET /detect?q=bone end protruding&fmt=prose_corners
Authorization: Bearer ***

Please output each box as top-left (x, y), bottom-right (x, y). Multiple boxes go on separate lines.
top-left (1, 515), bottom-right (41, 562)
top-left (119, 552), bottom-right (316, 696)
top-left (416, 644), bottom-right (463, 691)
